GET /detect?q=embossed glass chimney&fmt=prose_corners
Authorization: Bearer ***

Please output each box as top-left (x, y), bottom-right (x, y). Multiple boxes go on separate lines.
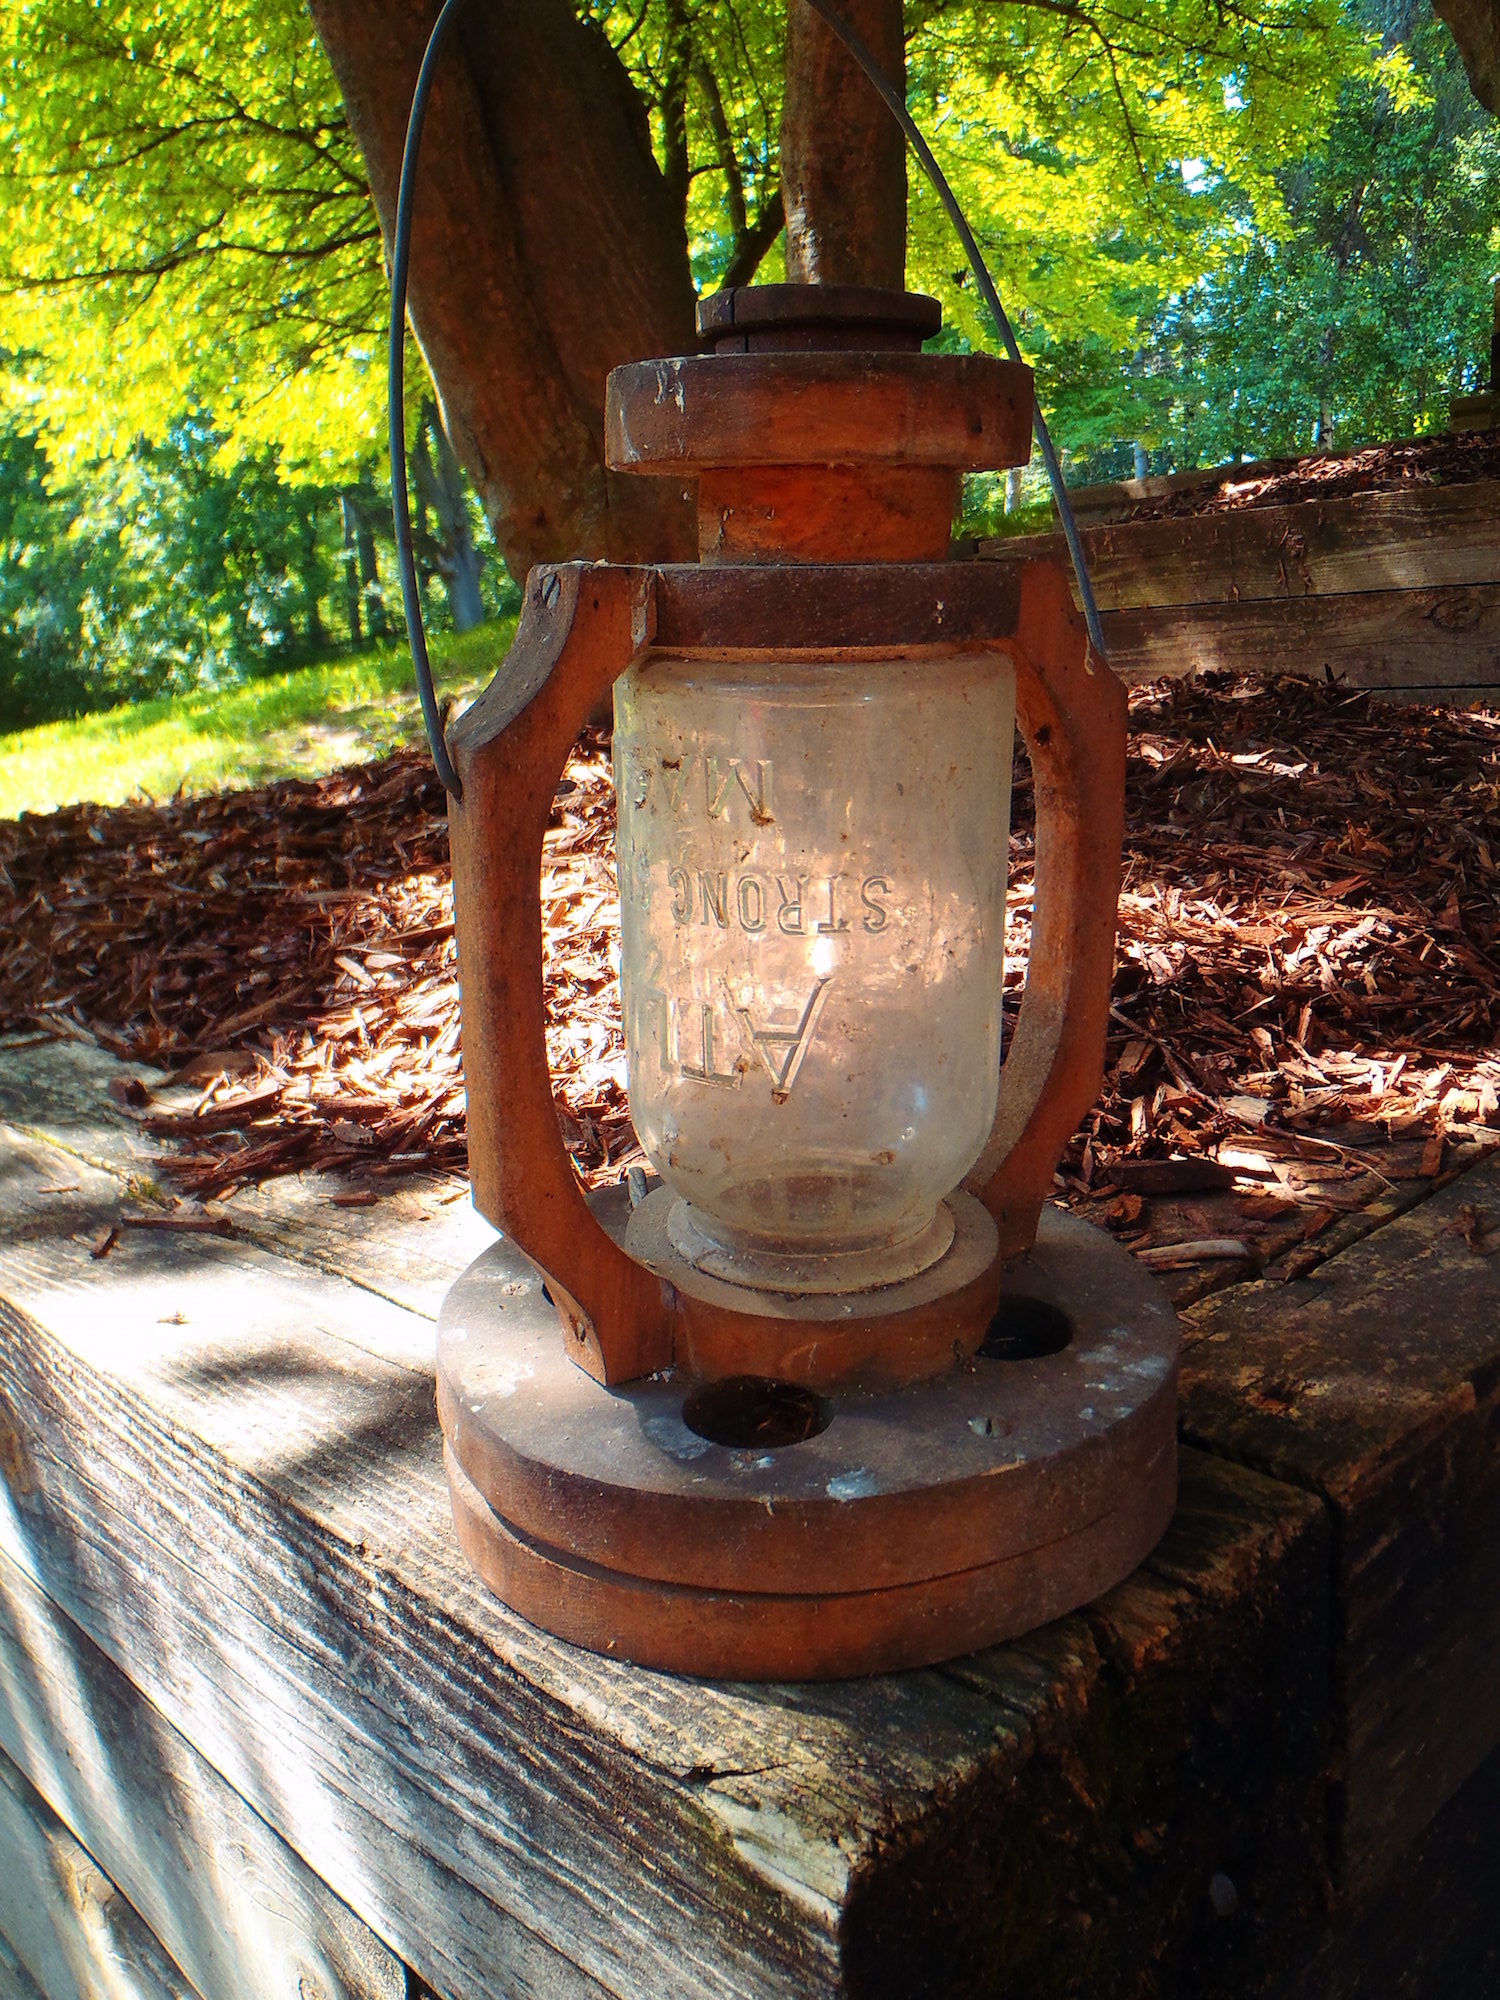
top-left (614, 650), bottom-right (1015, 1293)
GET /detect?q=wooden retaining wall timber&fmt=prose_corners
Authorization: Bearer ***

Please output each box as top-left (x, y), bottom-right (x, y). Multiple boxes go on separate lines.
top-left (0, 1742), bottom-right (197, 2000)
top-left (0, 1534), bottom-right (404, 2000)
top-left (5, 1034), bottom-right (1500, 1995)
top-left (979, 478), bottom-right (1500, 697)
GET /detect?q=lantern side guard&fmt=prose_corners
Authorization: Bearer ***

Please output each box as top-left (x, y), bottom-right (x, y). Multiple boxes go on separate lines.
top-left (447, 564), bottom-right (673, 1387)
top-left (968, 562), bottom-right (1127, 1255)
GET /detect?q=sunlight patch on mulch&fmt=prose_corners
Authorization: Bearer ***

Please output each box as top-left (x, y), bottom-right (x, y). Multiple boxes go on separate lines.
top-left (1110, 428), bottom-right (1500, 521)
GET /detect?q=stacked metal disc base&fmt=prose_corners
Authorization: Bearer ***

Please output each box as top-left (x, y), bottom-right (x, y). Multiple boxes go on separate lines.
top-left (437, 1204), bottom-right (1179, 1681)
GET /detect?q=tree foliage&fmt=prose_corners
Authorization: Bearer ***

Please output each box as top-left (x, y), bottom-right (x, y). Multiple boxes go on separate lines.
top-left (1043, 0), bottom-right (1500, 470)
top-left (5, 0), bottom-right (1385, 473)
top-left (593, 0), bottom-right (1382, 345)
top-left (1, 415), bottom-right (328, 729)
top-left (0, 413), bottom-right (507, 734)
top-left (0, 0), bottom-right (382, 474)
top-left (1, 0), bottom-right (1497, 725)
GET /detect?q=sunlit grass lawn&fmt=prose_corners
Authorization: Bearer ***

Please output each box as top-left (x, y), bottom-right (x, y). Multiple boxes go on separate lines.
top-left (0, 618), bottom-right (515, 819)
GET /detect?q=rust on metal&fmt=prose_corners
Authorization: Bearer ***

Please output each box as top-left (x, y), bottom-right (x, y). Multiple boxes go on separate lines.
top-left (438, 1203), bottom-right (1178, 1679)
top-left (696, 282), bottom-right (941, 352)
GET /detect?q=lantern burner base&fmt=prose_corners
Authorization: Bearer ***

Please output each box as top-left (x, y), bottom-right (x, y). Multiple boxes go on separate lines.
top-left (663, 1191), bottom-right (957, 1295)
top-left (437, 1199), bottom-right (1179, 1681)
top-left (626, 1182), bottom-right (1002, 1388)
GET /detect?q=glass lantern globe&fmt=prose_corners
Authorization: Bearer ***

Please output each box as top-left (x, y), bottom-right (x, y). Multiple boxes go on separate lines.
top-left (614, 650), bottom-right (1016, 1294)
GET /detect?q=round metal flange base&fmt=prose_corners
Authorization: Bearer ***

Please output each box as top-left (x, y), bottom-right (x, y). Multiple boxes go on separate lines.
top-left (437, 1207), bottom-right (1179, 1680)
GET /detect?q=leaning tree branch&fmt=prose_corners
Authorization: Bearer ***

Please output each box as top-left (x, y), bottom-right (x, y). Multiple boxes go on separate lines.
top-left (721, 189), bottom-right (786, 287)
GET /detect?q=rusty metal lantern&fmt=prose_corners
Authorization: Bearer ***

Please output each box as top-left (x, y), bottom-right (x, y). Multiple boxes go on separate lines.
top-left (432, 284), bottom-right (1179, 1680)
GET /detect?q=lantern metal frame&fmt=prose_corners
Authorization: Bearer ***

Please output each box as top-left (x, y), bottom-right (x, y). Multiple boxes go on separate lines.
top-left (434, 287), bottom-right (1179, 1679)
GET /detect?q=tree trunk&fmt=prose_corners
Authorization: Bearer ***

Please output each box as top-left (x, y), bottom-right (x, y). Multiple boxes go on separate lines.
top-left (337, 492), bottom-right (362, 645)
top-left (297, 506), bottom-right (326, 651)
top-left (414, 398), bottom-right (486, 634)
top-left (693, 57), bottom-right (785, 288)
top-left (307, 0), bottom-right (697, 578)
top-left (657, 1), bottom-right (693, 231)
top-left (781, 0), bottom-right (906, 288)
top-left (1433, 0), bottom-right (1500, 113)
top-left (352, 478), bottom-right (390, 639)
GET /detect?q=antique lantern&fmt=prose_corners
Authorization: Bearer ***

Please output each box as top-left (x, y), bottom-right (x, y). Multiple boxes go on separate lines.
top-left (435, 285), bottom-right (1178, 1680)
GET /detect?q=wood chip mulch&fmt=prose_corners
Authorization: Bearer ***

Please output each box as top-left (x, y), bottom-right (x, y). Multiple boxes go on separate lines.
top-left (1113, 429), bottom-right (1500, 522)
top-left (0, 734), bottom-right (627, 1193)
top-left (4, 673), bottom-right (1500, 1295)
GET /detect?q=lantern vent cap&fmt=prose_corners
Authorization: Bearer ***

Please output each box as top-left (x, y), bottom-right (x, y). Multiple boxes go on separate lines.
top-left (696, 283), bottom-right (942, 353)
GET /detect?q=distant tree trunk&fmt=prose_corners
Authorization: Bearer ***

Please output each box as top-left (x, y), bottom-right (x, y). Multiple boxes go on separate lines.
top-left (1433, 0), bottom-right (1500, 111)
top-left (309, 0), bottom-right (919, 580)
top-left (352, 476), bottom-right (391, 639)
top-left (337, 492), bottom-right (363, 644)
top-left (656, 0), bottom-right (692, 229)
top-left (1005, 467), bottom-right (1023, 512)
top-left (692, 57), bottom-right (785, 288)
top-left (1132, 443), bottom-right (1149, 481)
top-left (413, 397), bottom-right (485, 633)
top-left (307, 0), bottom-right (697, 577)
top-left (781, 0), bottom-right (906, 287)
top-left (297, 507), bottom-right (326, 650)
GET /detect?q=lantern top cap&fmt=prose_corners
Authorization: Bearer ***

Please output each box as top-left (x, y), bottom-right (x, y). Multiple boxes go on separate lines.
top-left (697, 284), bottom-right (942, 353)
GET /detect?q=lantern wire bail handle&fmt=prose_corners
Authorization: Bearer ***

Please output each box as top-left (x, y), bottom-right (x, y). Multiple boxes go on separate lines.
top-left (390, 0), bottom-right (1110, 800)
top-left (389, 0), bottom-right (469, 799)
top-left (790, 0), bottom-right (1109, 662)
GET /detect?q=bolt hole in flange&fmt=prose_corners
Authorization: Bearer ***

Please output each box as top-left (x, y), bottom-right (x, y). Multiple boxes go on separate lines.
top-left (979, 1294), bottom-right (1074, 1362)
top-left (683, 1375), bottom-right (833, 1450)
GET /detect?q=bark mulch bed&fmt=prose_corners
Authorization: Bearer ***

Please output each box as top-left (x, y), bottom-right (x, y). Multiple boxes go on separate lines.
top-left (5, 672), bottom-right (1500, 1299)
top-left (1109, 428), bottom-right (1500, 522)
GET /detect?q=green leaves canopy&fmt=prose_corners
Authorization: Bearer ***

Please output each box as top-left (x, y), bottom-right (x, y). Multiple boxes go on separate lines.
top-left (0, 0), bottom-right (1471, 482)
top-left (907, 0), bottom-right (1385, 357)
top-left (0, 411), bottom-right (343, 729)
top-left (1102, 10), bottom-right (1500, 463)
top-left (598, 0), bottom-right (1381, 354)
top-left (0, 0), bottom-right (383, 475)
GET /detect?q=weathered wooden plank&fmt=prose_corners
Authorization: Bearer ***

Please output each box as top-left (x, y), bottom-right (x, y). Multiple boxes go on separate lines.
top-left (1269, 1740), bottom-right (1500, 2000)
top-left (1449, 393), bottom-right (1495, 434)
top-left (1060, 460), bottom-right (1244, 522)
top-left (847, 1450), bottom-right (1332, 2000)
top-left (0, 1119), bottom-right (433, 1379)
top-left (0, 1925), bottom-right (51, 2000)
top-left (981, 480), bottom-right (1500, 612)
top-left (0, 1117), bottom-right (956, 2000)
top-left (1181, 1149), bottom-right (1500, 1895)
top-left (0, 1052), bottom-right (1342, 2000)
top-left (0, 1742), bottom-right (198, 2000)
top-left (1099, 583), bottom-right (1500, 687)
top-left (0, 1541), bottom-right (406, 2000)
top-left (0, 1261), bottom-right (1335, 2000)
top-left (0, 1035), bottom-right (495, 1323)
